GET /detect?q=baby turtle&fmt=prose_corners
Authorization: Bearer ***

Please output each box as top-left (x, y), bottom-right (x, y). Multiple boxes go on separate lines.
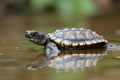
top-left (25, 28), bottom-right (109, 55)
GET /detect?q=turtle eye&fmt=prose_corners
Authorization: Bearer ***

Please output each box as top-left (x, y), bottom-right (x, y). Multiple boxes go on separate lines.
top-left (31, 32), bottom-right (38, 37)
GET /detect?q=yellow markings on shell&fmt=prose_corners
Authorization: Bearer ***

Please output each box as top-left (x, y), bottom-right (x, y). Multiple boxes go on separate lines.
top-left (54, 38), bottom-right (63, 44)
top-left (96, 39), bottom-right (102, 43)
top-left (94, 38), bottom-right (108, 44)
top-left (60, 40), bottom-right (70, 47)
top-left (63, 40), bottom-right (71, 47)
top-left (86, 41), bottom-right (92, 45)
top-left (72, 42), bottom-right (78, 47)
top-left (91, 40), bottom-right (97, 44)
top-left (99, 39), bottom-right (106, 43)
top-left (79, 42), bottom-right (85, 46)
top-left (104, 40), bottom-right (108, 43)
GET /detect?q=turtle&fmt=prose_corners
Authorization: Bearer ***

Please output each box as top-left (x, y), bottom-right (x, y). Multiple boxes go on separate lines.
top-left (25, 27), bottom-right (118, 56)
top-left (25, 28), bottom-right (107, 53)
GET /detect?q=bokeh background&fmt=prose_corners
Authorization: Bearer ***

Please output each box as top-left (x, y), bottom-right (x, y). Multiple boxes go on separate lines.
top-left (0, 0), bottom-right (120, 40)
top-left (0, 0), bottom-right (120, 80)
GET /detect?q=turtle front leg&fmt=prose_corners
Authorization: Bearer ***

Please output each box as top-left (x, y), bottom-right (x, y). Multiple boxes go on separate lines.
top-left (45, 42), bottom-right (60, 58)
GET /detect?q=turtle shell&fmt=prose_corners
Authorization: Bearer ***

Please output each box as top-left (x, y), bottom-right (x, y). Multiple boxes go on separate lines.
top-left (48, 28), bottom-right (108, 49)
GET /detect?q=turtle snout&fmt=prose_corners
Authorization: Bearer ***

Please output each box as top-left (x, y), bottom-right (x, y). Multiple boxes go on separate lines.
top-left (25, 31), bottom-right (32, 38)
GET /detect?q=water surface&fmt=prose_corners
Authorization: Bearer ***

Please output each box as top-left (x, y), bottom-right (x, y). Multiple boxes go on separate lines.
top-left (0, 13), bottom-right (120, 80)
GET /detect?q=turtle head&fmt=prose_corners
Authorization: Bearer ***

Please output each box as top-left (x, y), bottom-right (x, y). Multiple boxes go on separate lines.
top-left (25, 30), bottom-right (47, 45)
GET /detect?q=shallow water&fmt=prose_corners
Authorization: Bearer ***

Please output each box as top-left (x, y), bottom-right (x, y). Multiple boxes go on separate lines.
top-left (0, 13), bottom-right (120, 80)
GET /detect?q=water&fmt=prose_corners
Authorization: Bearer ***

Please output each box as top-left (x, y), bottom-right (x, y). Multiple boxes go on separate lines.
top-left (0, 13), bottom-right (120, 80)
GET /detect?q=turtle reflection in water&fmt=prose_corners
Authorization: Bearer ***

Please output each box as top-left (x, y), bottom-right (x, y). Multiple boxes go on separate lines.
top-left (26, 50), bottom-right (107, 71)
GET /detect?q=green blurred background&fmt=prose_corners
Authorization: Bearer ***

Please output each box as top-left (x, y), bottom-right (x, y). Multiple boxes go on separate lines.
top-left (0, 0), bottom-right (120, 39)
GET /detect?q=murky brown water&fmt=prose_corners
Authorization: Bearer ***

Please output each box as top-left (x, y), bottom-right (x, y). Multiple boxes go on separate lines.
top-left (0, 13), bottom-right (120, 80)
